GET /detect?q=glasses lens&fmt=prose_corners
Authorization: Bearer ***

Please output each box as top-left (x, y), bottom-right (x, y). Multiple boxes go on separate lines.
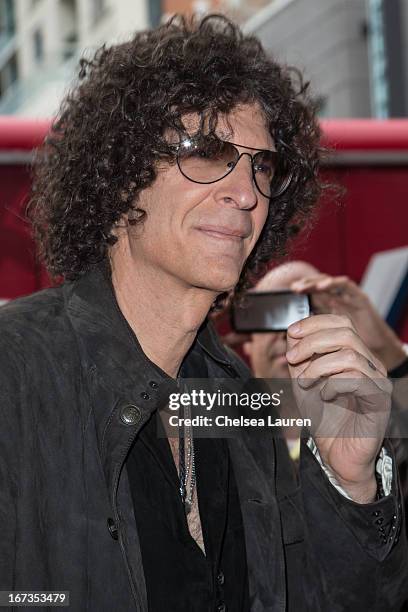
top-left (252, 151), bottom-right (276, 198)
top-left (253, 151), bottom-right (292, 199)
top-left (177, 139), bottom-right (239, 184)
top-left (176, 138), bottom-right (292, 198)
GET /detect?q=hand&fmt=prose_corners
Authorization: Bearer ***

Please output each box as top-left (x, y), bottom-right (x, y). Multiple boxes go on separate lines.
top-left (291, 274), bottom-right (406, 372)
top-left (286, 314), bottom-right (392, 503)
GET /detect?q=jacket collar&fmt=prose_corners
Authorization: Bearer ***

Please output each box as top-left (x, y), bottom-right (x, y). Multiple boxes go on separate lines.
top-left (64, 261), bottom-right (234, 408)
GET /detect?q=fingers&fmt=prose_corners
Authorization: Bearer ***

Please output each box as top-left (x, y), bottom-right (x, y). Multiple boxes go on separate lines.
top-left (288, 313), bottom-right (356, 337)
top-left (297, 348), bottom-right (391, 391)
top-left (291, 274), bottom-right (356, 296)
top-left (319, 371), bottom-right (393, 405)
top-left (286, 319), bottom-right (387, 376)
top-left (291, 276), bottom-right (369, 316)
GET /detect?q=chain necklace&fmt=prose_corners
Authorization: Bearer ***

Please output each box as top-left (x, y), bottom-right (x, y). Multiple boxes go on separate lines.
top-left (178, 383), bottom-right (196, 515)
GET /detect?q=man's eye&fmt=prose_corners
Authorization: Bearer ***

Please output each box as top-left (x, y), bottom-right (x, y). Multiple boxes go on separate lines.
top-left (185, 148), bottom-right (211, 159)
top-left (254, 163), bottom-right (273, 175)
top-left (191, 148), bottom-right (224, 161)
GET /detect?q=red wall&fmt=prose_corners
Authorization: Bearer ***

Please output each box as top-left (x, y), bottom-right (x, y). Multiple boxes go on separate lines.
top-left (0, 165), bottom-right (42, 298)
top-left (290, 166), bottom-right (408, 278)
top-left (288, 166), bottom-right (408, 339)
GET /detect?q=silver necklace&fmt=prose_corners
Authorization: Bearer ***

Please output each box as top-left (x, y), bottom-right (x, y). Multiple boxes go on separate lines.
top-left (178, 382), bottom-right (196, 515)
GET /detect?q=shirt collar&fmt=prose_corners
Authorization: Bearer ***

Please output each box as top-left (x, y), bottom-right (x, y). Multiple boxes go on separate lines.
top-left (64, 261), bottom-right (234, 402)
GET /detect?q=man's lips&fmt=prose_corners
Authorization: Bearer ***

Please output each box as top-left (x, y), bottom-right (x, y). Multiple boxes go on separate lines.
top-left (196, 225), bottom-right (249, 240)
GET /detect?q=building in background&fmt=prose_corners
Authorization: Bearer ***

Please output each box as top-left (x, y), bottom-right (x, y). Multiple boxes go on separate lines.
top-left (0, 0), bottom-right (407, 118)
top-left (0, 0), bottom-right (149, 117)
top-left (0, 0), bottom-right (272, 118)
top-left (161, 0), bottom-right (271, 24)
top-left (243, 0), bottom-right (408, 118)
top-left (367, 0), bottom-right (408, 118)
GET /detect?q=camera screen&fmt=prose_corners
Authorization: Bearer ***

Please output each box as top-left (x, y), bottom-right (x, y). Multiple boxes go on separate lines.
top-left (231, 291), bottom-right (311, 332)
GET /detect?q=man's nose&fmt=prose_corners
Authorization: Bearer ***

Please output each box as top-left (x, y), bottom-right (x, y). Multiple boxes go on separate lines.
top-left (213, 153), bottom-right (258, 210)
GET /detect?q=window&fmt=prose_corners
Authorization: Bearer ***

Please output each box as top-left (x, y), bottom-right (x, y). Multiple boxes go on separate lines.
top-left (63, 31), bottom-right (77, 60)
top-left (0, 51), bottom-right (18, 97)
top-left (91, 0), bottom-right (107, 24)
top-left (314, 95), bottom-right (328, 118)
top-left (149, 0), bottom-right (161, 27)
top-left (0, 0), bottom-right (16, 39)
top-left (33, 28), bottom-right (44, 62)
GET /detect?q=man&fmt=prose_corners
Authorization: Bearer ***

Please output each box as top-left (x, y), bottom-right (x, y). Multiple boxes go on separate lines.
top-left (0, 15), bottom-right (406, 612)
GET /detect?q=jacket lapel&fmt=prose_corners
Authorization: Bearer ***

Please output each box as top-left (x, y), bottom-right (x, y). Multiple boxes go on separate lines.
top-left (63, 262), bottom-right (286, 611)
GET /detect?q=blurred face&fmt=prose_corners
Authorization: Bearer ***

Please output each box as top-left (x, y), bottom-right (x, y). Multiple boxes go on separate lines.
top-left (242, 262), bottom-right (320, 378)
top-left (125, 103), bottom-right (272, 294)
top-left (244, 331), bottom-right (289, 379)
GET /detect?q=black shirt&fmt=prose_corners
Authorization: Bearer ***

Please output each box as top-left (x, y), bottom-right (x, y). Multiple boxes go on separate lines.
top-left (126, 343), bottom-right (249, 611)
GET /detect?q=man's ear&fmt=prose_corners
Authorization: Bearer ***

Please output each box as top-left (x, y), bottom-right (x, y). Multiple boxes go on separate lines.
top-left (110, 215), bottom-right (128, 239)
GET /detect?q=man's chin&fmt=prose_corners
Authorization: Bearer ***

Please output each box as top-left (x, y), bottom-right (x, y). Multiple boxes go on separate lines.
top-left (193, 271), bottom-right (241, 295)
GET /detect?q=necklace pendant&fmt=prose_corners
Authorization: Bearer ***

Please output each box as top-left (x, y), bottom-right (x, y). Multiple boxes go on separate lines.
top-left (184, 499), bottom-right (192, 515)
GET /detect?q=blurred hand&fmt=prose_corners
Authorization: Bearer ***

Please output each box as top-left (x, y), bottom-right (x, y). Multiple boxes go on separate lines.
top-left (286, 314), bottom-right (392, 503)
top-left (291, 274), bottom-right (406, 372)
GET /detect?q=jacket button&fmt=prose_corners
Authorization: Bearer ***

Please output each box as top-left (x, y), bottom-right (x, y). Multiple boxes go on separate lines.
top-left (217, 570), bottom-right (225, 585)
top-left (149, 381), bottom-right (158, 389)
top-left (226, 365), bottom-right (238, 378)
top-left (120, 404), bottom-right (142, 426)
top-left (107, 517), bottom-right (118, 540)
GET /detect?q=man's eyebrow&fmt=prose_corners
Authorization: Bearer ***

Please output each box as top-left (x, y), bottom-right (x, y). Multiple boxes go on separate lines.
top-left (228, 140), bottom-right (276, 152)
top-left (215, 129), bottom-right (274, 151)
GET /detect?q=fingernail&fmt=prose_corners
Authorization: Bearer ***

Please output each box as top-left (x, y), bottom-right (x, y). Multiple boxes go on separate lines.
top-left (288, 323), bottom-right (301, 335)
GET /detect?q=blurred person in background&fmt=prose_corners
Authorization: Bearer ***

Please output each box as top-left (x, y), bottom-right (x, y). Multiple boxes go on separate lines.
top-left (242, 260), bottom-right (408, 487)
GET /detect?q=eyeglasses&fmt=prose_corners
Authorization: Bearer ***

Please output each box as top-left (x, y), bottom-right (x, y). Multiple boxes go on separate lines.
top-left (169, 136), bottom-right (292, 199)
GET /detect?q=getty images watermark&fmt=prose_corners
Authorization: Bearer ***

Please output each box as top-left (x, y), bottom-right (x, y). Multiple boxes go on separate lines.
top-left (156, 376), bottom-right (407, 439)
top-left (166, 388), bottom-right (311, 430)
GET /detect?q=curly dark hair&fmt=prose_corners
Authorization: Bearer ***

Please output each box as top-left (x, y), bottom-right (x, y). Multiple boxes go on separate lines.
top-left (28, 13), bottom-right (322, 301)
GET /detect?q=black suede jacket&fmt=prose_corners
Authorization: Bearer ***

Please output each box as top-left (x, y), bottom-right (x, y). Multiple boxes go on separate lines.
top-left (0, 265), bottom-right (407, 611)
